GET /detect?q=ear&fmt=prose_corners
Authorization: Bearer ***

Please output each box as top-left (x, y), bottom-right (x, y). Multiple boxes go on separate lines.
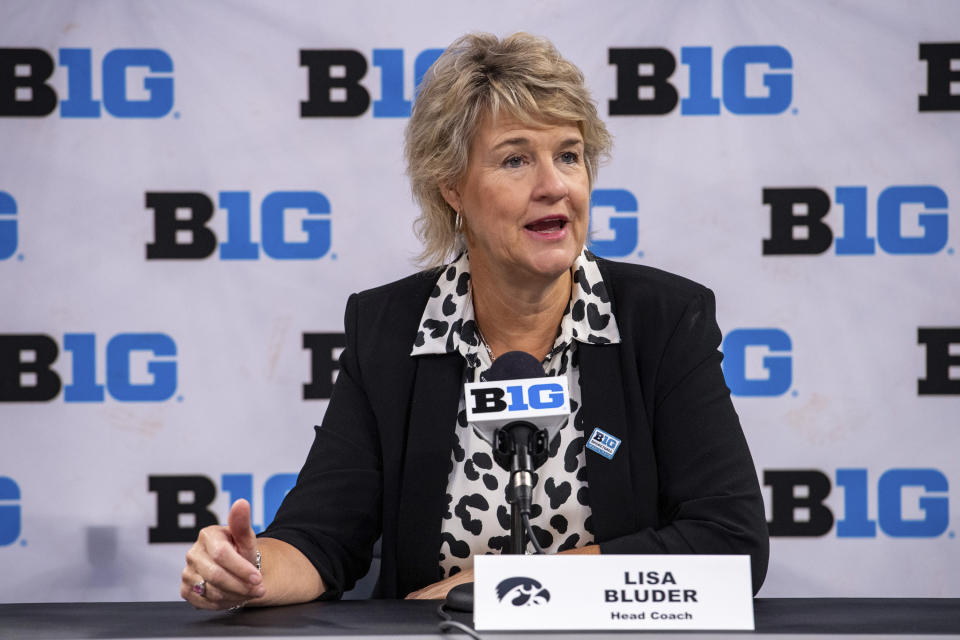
top-left (439, 182), bottom-right (462, 214)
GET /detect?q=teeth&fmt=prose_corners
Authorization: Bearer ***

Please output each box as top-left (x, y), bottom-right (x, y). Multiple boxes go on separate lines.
top-left (527, 219), bottom-right (565, 232)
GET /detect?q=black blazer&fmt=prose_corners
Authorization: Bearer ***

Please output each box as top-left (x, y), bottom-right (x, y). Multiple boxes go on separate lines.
top-left (263, 258), bottom-right (769, 598)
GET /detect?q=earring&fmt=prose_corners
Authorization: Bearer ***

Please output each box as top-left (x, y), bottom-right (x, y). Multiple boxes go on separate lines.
top-left (455, 211), bottom-right (463, 233)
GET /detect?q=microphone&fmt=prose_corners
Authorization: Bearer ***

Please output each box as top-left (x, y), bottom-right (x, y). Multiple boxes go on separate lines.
top-left (445, 351), bottom-right (570, 614)
top-left (465, 351), bottom-right (570, 463)
top-left (465, 351), bottom-right (571, 548)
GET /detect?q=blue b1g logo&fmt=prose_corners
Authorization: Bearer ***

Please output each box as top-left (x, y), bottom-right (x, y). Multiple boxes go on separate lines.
top-left (0, 477), bottom-right (21, 547)
top-left (149, 472), bottom-right (297, 543)
top-left (766, 468), bottom-right (950, 538)
top-left (300, 47), bottom-right (444, 118)
top-left (0, 48), bottom-right (174, 118)
top-left (0, 191), bottom-right (15, 260)
top-left (609, 45), bottom-right (793, 116)
top-left (469, 382), bottom-right (566, 414)
top-left (146, 190), bottom-right (332, 260)
top-left (722, 328), bottom-right (792, 397)
top-left (763, 185), bottom-right (950, 256)
top-left (0, 333), bottom-right (178, 402)
top-left (588, 189), bottom-right (639, 258)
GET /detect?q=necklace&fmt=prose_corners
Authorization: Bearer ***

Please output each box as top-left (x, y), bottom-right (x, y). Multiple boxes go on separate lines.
top-left (475, 324), bottom-right (558, 363)
top-left (474, 324), bottom-right (495, 361)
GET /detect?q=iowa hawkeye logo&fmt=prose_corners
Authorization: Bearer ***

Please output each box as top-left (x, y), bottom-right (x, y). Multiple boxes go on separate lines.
top-left (496, 577), bottom-right (551, 607)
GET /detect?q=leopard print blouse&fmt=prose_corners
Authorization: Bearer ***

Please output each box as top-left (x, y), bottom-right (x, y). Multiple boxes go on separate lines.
top-left (410, 249), bottom-right (621, 578)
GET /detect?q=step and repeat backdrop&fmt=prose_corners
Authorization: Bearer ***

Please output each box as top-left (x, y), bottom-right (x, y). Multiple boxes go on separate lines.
top-left (1, 0), bottom-right (958, 602)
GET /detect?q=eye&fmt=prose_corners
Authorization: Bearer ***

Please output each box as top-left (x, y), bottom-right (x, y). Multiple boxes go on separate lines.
top-left (502, 154), bottom-right (526, 168)
top-left (559, 151), bottom-right (580, 164)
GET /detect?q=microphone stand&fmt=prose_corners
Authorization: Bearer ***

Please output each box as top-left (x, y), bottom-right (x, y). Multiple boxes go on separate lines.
top-left (509, 499), bottom-right (526, 554)
top-left (444, 421), bottom-right (549, 614)
top-left (494, 421), bottom-right (548, 555)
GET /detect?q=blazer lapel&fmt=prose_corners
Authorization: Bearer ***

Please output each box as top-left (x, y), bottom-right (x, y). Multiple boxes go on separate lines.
top-left (578, 342), bottom-right (646, 541)
top-left (396, 352), bottom-right (464, 595)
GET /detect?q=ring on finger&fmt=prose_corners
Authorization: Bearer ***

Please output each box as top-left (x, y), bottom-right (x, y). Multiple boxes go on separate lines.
top-left (192, 580), bottom-right (206, 598)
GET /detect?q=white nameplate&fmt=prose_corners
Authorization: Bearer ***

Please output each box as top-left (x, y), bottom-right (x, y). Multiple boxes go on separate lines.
top-left (473, 554), bottom-right (754, 631)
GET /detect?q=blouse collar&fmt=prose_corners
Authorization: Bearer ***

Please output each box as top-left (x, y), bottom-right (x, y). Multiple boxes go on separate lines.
top-left (410, 249), bottom-right (620, 367)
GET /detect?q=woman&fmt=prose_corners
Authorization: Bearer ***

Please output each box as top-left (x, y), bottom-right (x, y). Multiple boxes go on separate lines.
top-left (180, 32), bottom-right (769, 609)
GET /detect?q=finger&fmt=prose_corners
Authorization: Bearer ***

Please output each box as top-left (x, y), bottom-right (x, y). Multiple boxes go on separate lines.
top-left (196, 525), bottom-right (261, 586)
top-left (186, 545), bottom-right (264, 599)
top-left (226, 499), bottom-right (255, 560)
top-left (182, 585), bottom-right (220, 610)
top-left (187, 542), bottom-right (264, 600)
top-left (181, 568), bottom-right (241, 611)
top-left (182, 587), bottom-right (220, 611)
top-left (227, 499), bottom-right (259, 569)
top-left (192, 578), bottom-right (248, 607)
top-left (406, 569), bottom-right (474, 600)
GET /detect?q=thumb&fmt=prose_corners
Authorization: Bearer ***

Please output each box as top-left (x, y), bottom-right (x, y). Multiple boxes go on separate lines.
top-left (227, 499), bottom-right (258, 565)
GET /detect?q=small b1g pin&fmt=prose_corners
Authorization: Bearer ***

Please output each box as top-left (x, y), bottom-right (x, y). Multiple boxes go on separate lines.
top-left (586, 427), bottom-right (621, 460)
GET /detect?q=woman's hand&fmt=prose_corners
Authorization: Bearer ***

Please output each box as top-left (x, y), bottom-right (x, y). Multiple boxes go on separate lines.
top-left (405, 568), bottom-right (474, 600)
top-left (404, 544), bottom-right (599, 600)
top-left (181, 499), bottom-right (264, 610)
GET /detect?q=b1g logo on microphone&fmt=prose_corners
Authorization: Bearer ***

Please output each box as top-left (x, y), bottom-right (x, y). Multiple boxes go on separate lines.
top-left (300, 47), bottom-right (443, 118)
top-left (919, 43), bottom-right (960, 112)
top-left (0, 48), bottom-right (175, 118)
top-left (762, 186), bottom-right (951, 256)
top-left (148, 473), bottom-right (297, 543)
top-left (146, 191), bottom-right (332, 260)
top-left (0, 477), bottom-right (21, 547)
top-left (609, 45), bottom-right (793, 116)
top-left (0, 333), bottom-right (177, 402)
top-left (765, 468), bottom-right (951, 539)
top-left (721, 328), bottom-right (793, 397)
top-left (466, 377), bottom-right (570, 427)
top-left (588, 188), bottom-right (641, 258)
top-left (0, 191), bottom-right (16, 260)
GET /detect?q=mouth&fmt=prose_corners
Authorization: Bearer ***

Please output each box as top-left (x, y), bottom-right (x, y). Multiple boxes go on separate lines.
top-left (524, 216), bottom-right (568, 233)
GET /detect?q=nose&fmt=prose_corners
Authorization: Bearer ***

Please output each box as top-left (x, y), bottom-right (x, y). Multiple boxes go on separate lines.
top-left (531, 158), bottom-right (568, 203)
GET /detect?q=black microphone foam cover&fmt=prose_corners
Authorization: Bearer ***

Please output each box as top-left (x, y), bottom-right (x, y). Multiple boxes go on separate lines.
top-left (484, 351), bottom-right (544, 381)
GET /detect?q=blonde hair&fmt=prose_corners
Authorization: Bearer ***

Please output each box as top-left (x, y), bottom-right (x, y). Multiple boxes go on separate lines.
top-left (405, 32), bottom-right (612, 267)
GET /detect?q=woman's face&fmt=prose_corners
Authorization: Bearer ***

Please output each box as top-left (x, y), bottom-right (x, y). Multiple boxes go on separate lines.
top-left (442, 114), bottom-right (590, 285)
